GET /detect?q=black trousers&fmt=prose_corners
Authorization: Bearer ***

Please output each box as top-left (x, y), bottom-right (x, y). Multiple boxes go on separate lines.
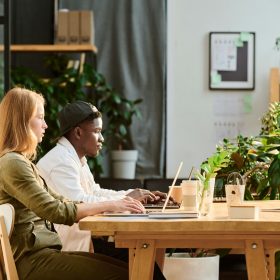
top-left (92, 238), bottom-right (166, 280)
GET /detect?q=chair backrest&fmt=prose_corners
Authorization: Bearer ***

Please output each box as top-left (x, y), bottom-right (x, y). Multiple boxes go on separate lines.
top-left (95, 178), bottom-right (143, 191)
top-left (0, 203), bottom-right (19, 280)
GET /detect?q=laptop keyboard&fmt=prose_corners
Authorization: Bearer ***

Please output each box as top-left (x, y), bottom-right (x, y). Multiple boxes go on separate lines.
top-left (144, 200), bottom-right (181, 209)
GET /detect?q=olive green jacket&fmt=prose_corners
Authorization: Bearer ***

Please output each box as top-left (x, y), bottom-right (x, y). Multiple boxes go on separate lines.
top-left (0, 152), bottom-right (78, 262)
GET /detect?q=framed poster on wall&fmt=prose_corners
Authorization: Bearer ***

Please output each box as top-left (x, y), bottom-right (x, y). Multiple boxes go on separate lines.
top-left (209, 32), bottom-right (255, 90)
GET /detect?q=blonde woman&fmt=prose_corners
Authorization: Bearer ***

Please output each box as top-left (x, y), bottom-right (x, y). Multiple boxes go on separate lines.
top-left (0, 87), bottom-right (145, 280)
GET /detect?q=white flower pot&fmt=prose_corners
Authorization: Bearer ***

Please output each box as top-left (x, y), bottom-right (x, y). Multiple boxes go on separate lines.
top-left (163, 253), bottom-right (219, 280)
top-left (111, 150), bottom-right (138, 179)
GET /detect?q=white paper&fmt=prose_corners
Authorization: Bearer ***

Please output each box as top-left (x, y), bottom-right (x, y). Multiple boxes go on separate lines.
top-left (212, 37), bottom-right (237, 71)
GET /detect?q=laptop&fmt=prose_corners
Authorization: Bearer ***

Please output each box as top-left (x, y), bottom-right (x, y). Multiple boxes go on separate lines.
top-left (146, 162), bottom-right (199, 218)
top-left (99, 162), bottom-right (198, 218)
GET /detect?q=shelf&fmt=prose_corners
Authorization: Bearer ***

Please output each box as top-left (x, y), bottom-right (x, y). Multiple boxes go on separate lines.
top-left (0, 44), bottom-right (97, 53)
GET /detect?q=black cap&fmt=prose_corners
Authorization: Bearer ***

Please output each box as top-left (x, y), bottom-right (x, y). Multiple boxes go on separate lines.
top-left (58, 101), bottom-right (99, 136)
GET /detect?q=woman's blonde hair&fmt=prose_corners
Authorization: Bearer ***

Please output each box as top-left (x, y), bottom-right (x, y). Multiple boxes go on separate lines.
top-left (0, 87), bottom-right (45, 159)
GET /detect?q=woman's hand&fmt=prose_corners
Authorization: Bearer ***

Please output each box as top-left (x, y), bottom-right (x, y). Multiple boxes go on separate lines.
top-left (109, 196), bottom-right (145, 213)
top-left (75, 197), bottom-right (145, 221)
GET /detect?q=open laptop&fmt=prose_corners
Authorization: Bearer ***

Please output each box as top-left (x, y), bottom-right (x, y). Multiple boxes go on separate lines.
top-left (144, 162), bottom-right (183, 212)
top-left (146, 162), bottom-right (199, 218)
top-left (100, 162), bottom-right (198, 218)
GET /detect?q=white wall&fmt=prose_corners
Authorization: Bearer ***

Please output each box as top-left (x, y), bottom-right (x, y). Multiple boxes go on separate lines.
top-left (167, 0), bottom-right (280, 177)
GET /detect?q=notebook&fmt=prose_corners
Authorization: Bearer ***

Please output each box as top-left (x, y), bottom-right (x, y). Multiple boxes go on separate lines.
top-left (148, 211), bottom-right (199, 219)
top-left (100, 212), bottom-right (148, 217)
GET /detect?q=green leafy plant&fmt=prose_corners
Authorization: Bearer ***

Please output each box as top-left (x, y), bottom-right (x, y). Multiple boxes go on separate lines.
top-left (196, 149), bottom-right (231, 192)
top-left (213, 135), bottom-right (276, 200)
top-left (261, 102), bottom-right (280, 135)
top-left (11, 54), bottom-right (142, 177)
top-left (214, 102), bottom-right (280, 200)
top-left (196, 148), bottom-right (231, 212)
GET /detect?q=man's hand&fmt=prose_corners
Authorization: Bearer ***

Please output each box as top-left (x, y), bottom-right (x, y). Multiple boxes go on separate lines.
top-left (126, 189), bottom-right (174, 204)
top-left (127, 188), bottom-right (157, 203)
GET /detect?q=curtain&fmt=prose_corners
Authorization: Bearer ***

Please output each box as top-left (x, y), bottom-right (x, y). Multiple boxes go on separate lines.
top-left (59, 0), bottom-right (166, 177)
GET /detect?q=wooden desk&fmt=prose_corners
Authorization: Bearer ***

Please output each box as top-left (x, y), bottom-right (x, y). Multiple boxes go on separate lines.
top-left (79, 201), bottom-right (280, 280)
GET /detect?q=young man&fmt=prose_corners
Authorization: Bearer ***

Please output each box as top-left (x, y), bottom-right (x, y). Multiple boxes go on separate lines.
top-left (37, 101), bottom-right (166, 252)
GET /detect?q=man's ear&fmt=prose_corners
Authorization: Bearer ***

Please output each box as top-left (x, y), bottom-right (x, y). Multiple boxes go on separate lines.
top-left (73, 126), bottom-right (82, 139)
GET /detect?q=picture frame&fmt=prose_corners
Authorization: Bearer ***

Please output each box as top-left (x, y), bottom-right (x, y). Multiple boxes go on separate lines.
top-left (209, 32), bottom-right (255, 90)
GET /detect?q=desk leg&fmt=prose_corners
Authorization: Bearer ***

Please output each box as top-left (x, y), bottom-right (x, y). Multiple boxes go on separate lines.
top-left (129, 248), bottom-right (136, 280)
top-left (155, 248), bottom-right (165, 272)
top-left (245, 240), bottom-right (268, 280)
top-left (130, 240), bottom-right (156, 280)
top-left (265, 249), bottom-right (276, 280)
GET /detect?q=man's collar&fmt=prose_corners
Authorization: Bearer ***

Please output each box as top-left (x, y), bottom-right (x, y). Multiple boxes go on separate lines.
top-left (57, 137), bottom-right (87, 166)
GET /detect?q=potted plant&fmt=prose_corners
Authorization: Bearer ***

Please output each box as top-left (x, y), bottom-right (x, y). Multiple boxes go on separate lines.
top-left (164, 249), bottom-right (220, 280)
top-left (103, 92), bottom-right (142, 179)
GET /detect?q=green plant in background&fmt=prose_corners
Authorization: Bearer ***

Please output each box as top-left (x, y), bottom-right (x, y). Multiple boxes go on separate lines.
top-left (199, 102), bottom-right (280, 279)
top-left (206, 101), bottom-right (280, 200)
top-left (260, 102), bottom-right (280, 135)
top-left (11, 54), bottom-right (142, 177)
top-left (213, 135), bottom-right (275, 200)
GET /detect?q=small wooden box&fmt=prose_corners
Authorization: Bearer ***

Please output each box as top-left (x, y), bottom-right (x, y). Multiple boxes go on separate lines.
top-left (228, 205), bottom-right (259, 219)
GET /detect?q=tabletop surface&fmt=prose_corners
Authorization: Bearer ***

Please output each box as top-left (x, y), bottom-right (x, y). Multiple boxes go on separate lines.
top-left (79, 201), bottom-right (280, 234)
